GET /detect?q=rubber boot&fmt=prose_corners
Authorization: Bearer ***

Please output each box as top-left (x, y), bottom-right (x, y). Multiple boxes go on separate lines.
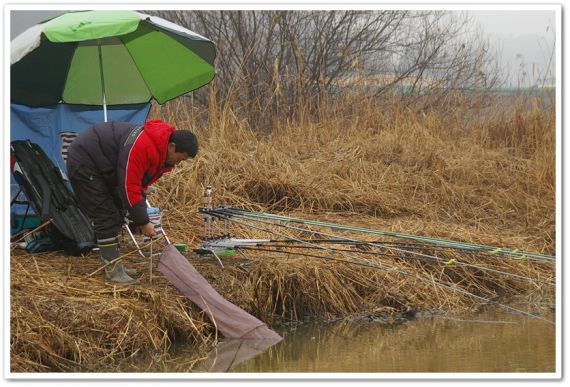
top-left (98, 238), bottom-right (137, 284)
top-left (124, 267), bottom-right (138, 276)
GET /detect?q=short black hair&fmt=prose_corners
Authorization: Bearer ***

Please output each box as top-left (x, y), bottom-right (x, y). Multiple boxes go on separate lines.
top-left (169, 130), bottom-right (198, 157)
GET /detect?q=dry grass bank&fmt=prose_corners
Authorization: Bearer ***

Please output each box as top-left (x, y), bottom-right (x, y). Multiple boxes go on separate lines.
top-left (10, 92), bottom-right (556, 372)
top-left (158, 92), bottom-right (555, 254)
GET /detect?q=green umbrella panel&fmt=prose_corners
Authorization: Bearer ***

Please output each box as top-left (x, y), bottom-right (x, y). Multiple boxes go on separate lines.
top-left (11, 10), bottom-right (216, 109)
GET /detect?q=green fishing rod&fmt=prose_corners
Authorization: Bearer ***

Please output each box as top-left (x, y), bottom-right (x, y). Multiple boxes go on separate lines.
top-left (219, 207), bottom-right (555, 261)
top-left (204, 208), bottom-right (554, 287)
top-left (210, 211), bottom-right (554, 325)
top-left (257, 238), bottom-right (496, 252)
top-left (209, 207), bottom-right (555, 262)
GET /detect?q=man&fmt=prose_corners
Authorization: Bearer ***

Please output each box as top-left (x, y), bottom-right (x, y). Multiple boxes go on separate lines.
top-left (66, 119), bottom-right (198, 283)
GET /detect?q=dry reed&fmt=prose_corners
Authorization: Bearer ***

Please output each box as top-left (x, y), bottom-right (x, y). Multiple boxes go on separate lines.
top-left (10, 90), bottom-right (556, 372)
top-left (10, 249), bottom-right (217, 372)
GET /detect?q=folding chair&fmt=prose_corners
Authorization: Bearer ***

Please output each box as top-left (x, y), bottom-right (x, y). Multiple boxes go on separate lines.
top-left (123, 202), bottom-right (170, 258)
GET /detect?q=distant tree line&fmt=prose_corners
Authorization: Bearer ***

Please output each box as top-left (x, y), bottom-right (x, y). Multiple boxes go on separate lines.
top-left (148, 10), bottom-right (503, 128)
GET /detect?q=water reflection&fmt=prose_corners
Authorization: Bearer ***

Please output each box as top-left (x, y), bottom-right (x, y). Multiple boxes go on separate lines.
top-left (229, 310), bottom-right (556, 373)
top-left (194, 337), bottom-right (283, 372)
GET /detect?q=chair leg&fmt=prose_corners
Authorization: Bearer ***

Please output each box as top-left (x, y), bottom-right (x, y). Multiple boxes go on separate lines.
top-left (124, 223), bottom-right (146, 258)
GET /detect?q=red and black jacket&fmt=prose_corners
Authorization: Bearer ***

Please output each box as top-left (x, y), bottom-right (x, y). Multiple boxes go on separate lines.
top-left (67, 119), bottom-right (175, 226)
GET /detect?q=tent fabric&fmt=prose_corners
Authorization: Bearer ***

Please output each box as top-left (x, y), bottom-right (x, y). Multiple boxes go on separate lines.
top-left (10, 102), bottom-right (150, 214)
top-left (158, 244), bottom-right (282, 340)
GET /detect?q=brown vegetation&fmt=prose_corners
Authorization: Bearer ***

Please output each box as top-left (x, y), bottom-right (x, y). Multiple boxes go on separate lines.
top-left (10, 89), bottom-right (556, 372)
top-left (159, 91), bottom-right (555, 254)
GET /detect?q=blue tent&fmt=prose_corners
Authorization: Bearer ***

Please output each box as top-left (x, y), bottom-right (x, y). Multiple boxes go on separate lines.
top-left (10, 102), bottom-right (151, 234)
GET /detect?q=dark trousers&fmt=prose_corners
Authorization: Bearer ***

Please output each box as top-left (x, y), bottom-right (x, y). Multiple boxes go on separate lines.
top-left (66, 158), bottom-right (124, 240)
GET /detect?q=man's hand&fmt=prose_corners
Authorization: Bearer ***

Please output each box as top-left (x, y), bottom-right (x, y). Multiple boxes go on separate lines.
top-left (140, 222), bottom-right (156, 237)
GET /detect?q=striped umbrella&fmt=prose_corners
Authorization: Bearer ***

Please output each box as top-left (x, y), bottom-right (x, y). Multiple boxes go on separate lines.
top-left (11, 10), bottom-right (216, 120)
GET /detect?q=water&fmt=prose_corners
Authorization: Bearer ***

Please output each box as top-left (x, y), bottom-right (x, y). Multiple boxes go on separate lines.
top-left (123, 308), bottom-right (555, 373)
top-left (220, 310), bottom-right (556, 373)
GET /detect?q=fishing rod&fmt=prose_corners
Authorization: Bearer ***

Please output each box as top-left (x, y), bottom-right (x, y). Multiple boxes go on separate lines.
top-left (246, 237), bottom-right (502, 253)
top-left (196, 208), bottom-right (554, 324)
top-left (238, 245), bottom-right (554, 287)
top-left (197, 209), bottom-right (555, 287)
top-left (206, 207), bottom-right (555, 262)
top-left (219, 207), bottom-right (556, 261)
top-left (244, 243), bottom-right (555, 286)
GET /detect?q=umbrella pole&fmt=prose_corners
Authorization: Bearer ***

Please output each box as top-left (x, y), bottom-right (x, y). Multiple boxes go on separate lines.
top-left (103, 94), bottom-right (108, 123)
top-left (98, 44), bottom-right (108, 122)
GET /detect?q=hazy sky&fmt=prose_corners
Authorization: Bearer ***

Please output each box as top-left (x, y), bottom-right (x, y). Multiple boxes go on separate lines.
top-left (469, 10), bottom-right (556, 87)
top-left (10, 10), bottom-right (65, 39)
top-left (470, 10), bottom-right (554, 37)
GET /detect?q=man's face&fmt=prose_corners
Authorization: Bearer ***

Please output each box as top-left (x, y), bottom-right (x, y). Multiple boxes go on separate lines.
top-left (165, 142), bottom-right (191, 167)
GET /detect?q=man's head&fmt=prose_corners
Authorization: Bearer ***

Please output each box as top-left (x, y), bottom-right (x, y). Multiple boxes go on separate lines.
top-left (165, 130), bottom-right (198, 167)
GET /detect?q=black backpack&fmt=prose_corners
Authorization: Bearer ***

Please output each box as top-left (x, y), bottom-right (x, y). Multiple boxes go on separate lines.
top-left (10, 140), bottom-right (96, 255)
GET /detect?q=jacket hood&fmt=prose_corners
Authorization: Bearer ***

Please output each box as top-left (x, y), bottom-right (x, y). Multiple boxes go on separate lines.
top-left (144, 119), bottom-right (176, 163)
